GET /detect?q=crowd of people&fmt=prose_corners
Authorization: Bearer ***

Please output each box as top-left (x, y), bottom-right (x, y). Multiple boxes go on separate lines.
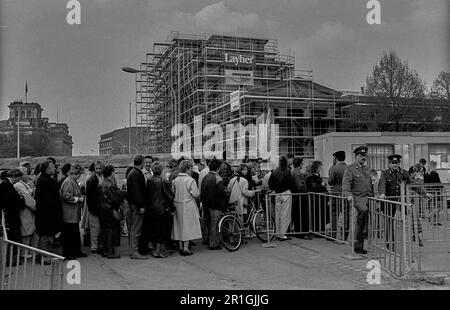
top-left (0, 149), bottom-right (442, 262)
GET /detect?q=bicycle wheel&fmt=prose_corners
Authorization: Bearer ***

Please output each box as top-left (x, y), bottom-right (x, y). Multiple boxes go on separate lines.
top-left (219, 215), bottom-right (242, 252)
top-left (253, 209), bottom-right (275, 242)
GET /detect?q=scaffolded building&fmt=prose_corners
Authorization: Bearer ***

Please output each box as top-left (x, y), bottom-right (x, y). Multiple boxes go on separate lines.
top-left (134, 32), bottom-right (350, 157)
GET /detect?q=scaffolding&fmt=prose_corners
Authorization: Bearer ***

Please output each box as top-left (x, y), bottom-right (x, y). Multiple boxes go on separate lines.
top-left (135, 32), bottom-right (349, 157)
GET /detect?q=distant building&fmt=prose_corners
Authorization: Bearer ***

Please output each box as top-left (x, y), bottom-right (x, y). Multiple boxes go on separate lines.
top-left (0, 101), bottom-right (73, 157)
top-left (99, 127), bottom-right (138, 156)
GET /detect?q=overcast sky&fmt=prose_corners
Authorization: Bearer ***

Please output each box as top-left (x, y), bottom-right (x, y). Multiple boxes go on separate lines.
top-left (0, 0), bottom-right (448, 155)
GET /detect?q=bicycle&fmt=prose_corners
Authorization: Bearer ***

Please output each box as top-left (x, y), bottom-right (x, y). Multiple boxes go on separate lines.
top-left (218, 194), bottom-right (275, 251)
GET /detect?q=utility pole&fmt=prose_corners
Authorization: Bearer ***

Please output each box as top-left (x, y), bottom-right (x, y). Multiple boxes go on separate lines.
top-left (129, 102), bottom-right (132, 154)
top-left (17, 102), bottom-right (20, 159)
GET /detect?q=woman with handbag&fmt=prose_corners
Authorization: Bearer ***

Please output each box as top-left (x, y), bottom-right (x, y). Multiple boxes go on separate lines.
top-left (144, 162), bottom-right (174, 258)
top-left (59, 164), bottom-right (87, 259)
top-left (98, 165), bottom-right (123, 258)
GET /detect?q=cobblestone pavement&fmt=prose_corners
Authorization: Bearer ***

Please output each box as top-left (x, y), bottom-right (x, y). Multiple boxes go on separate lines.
top-left (61, 236), bottom-right (450, 290)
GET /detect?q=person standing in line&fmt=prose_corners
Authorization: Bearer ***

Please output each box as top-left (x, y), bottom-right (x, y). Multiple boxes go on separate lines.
top-left (0, 168), bottom-right (25, 244)
top-left (58, 163), bottom-right (72, 189)
top-left (98, 165), bottom-right (123, 259)
top-left (167, 158), bottom-right (180, 183)
top-left (198, 157), bottom-right (211, 244)
top-left (228, 163), bottom-right (256, 225)
top-left (306, 161), bottom-right (328, 235)
top-left (35, 160), bottom-right (62, 259)
top-left (287, 154), bottom-right (295, 171)
top-left (291, 157), bottom-right (312, 239)
top-left (142, 156), bottom-right (154, 182)
top-left (14, 166), bottom-right (38, 252)
top-left (200, 159), bottom-right (226, 249)
top-left (268, 156), bottom-right (295, 241)
top-left (409, 158), bottom-right (427, 175)
top-left (172, 160), bottom-right (202, 255)
top-left (85, 161), bottom-right (104, 254)
top-left (342, 146), bottom-right (373, 255)
top-left (20, 161), bottom-right (34, 189)
top-left (198, 158), bottom-right (211, 194)
top-left (120, 166), bottom-right (133, 237)
top-left (145, 162), bottom-right (174, 258)
top-left (218, 151), bottom-right (233, 187)
top-left (424, 161), bottom-right (443, 226)
top-left (328, 151), bottom-right (348, 240)
top-left (191, 163), bottom-right (200, 186)
top-left (60, 164), bottom-right (87, 260)
top-left (126, 155), bottom-right (148, 259)
top-left (80, 162), bottom-right (94, 248)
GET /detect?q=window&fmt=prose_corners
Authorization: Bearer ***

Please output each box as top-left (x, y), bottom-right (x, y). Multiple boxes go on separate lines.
top-left (354, 144), bottom-right (394, 171)
top-left (429, 144), bottom-right (450, 169)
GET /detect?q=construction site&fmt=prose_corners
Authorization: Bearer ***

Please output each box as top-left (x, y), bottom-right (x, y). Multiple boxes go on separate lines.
top-left (133, 31), bottom-right (356, 158)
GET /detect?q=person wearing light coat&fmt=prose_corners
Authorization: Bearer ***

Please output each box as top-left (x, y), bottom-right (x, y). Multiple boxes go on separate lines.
top-left (172, 160), bottom-right (202, 256)
top-left (14, 166), bottom-right (38, 250)
top-left (228, 164), bottom-right (256, 219)
top-left (60, 164), bottom-right (87, 259)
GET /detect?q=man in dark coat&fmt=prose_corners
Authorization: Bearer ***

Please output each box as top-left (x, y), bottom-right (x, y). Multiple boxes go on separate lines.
top-left (378, 154), bottom-right (431, 247)
top-left (35, 160), bottom-right (63, 257)
top-left (200, 159), bottom-right (227, 250)
top-left (328, 150), bottom-right (349, 240)
top-left (291, 157), bottom-right (311, 239)
top-left (0, 168), bottom-right (24, 244)
top-left (127, 155), bottom-right (148, 259)
top-left (424, 160), bottom-right (443, 226)
top-left (86, 161), bottom-right (104, 253)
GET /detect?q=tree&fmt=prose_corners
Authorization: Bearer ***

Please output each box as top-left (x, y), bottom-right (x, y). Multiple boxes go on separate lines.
top-left (431, 71), bottom-right (450, 99)
top-left (364, 50), bottom-right (427, 131)
top-left (0, 141), bottom-right (40, 158)
top-left (27, 132), bottom-right (51, 156)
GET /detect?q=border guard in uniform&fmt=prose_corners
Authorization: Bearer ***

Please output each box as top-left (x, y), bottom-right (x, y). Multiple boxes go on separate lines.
top-left (379, 154), bottom-right (430, 247)
top-left (342, 146), bottom-right (372, 254)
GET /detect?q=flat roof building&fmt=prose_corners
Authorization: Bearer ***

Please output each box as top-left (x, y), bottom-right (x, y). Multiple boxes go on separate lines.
top-left (314, 132), bottom-right (450, 182)
top-left (99, 127), bottom-right (139, 156)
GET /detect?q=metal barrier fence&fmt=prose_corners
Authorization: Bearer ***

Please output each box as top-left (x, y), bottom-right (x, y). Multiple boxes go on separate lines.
top-left (261, 191), bottom-right (360, 258)
top-left (1, 211), bottom-right (65, 290)
top-left (367, 194), bottom-right (413, 278)
top-left (258, 182), bottom-right (450, 278)
top-left (406, 183), bottom-right (450, 273)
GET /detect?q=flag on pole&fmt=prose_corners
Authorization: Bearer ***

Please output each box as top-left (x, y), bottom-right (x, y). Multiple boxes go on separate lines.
top-left (25, 81), bottom-right (28, 95)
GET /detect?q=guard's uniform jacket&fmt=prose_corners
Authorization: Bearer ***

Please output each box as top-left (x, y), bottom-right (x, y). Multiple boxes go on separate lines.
top-left (378, 168), bottom-right (410, 198)
top-left (342, 162), bottom-right (373, 209)
top-left (378, 168), bottom-right (427, 199)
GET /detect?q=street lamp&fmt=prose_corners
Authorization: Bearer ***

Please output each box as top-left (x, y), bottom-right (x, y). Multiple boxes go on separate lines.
top-left (122, 66), bottom-right (179, 154)
top-left (121, 67), bottom-right (178, 106)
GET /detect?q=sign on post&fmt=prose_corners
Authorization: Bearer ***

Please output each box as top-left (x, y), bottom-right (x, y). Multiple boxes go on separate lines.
top-left (230, 90), bottom-right (240, 112)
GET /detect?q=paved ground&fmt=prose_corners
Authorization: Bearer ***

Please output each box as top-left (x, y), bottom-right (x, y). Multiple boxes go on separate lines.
top-left (61, 236), bottom-right (450, 290)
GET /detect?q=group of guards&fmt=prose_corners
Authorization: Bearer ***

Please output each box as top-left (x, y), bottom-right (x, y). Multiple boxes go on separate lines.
top-left (332, 146), bottom-right (432, 254)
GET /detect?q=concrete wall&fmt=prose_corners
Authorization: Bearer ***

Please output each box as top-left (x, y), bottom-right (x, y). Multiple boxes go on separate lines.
top-left (314, 132), bottom-right (450, 182)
